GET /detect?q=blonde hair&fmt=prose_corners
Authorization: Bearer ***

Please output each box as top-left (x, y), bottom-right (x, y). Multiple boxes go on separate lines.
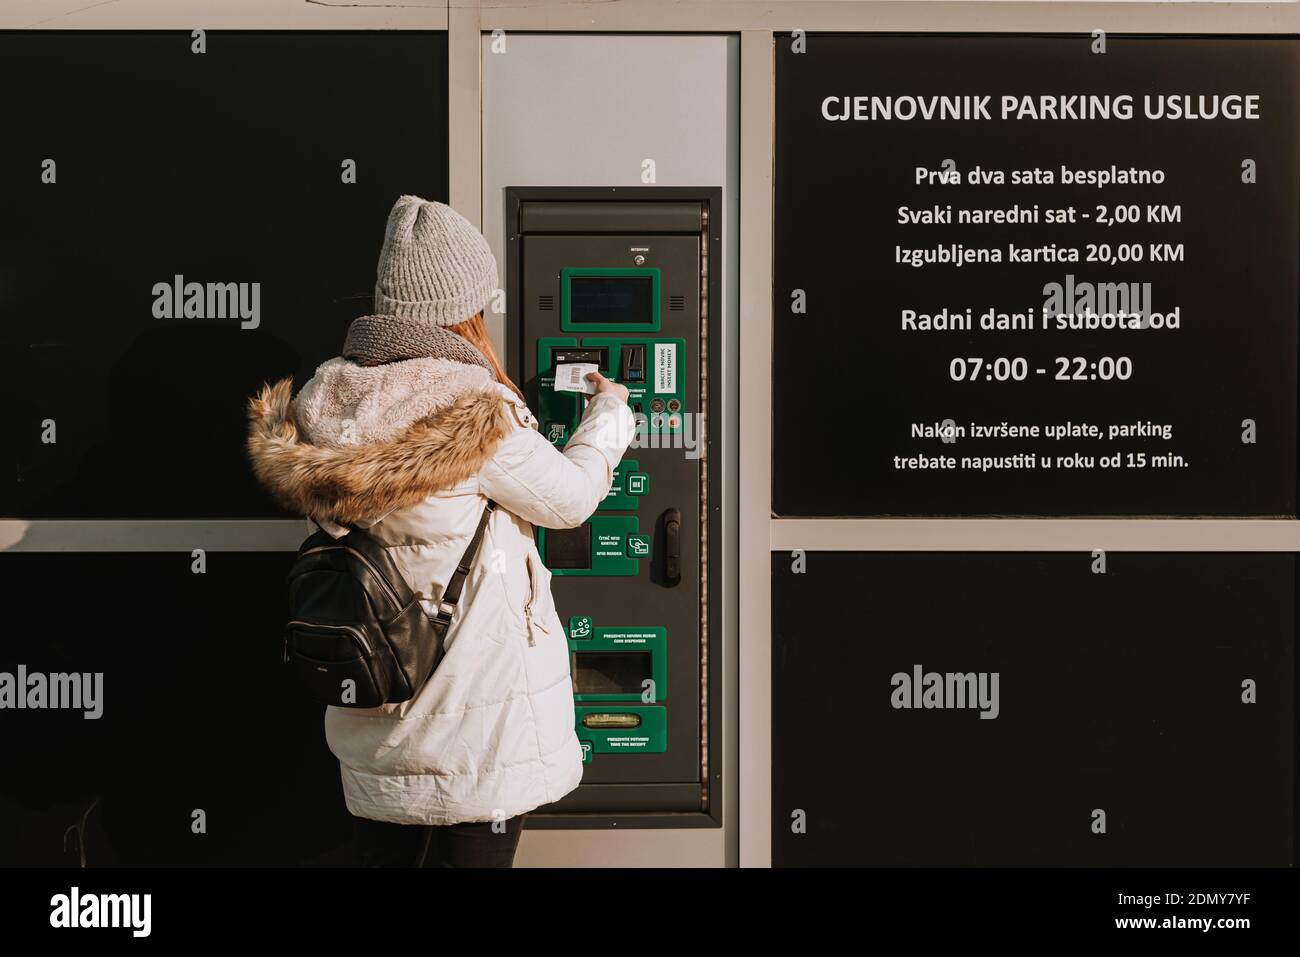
top-left (447, 312), bottom-right (526, 402)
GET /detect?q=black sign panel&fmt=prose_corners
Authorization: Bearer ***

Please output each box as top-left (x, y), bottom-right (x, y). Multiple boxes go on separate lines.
top-left (771, 552), bottom-right (1295, 867)
top-left (0, 31), bottom-right (448, 518)
top-left (773, 35), bottom-right (1299, 516)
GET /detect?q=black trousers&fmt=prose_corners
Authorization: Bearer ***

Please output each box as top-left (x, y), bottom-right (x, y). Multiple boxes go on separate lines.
top-left (352, 814), bottom-right (526, 868)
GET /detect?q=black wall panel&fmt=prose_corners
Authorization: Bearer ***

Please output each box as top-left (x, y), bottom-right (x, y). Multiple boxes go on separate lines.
top-left (0, 552), bottom-right (350, 867)
top-left (0, 31), bottom-right (449, 519)
top-left (772, 552), bottom-right (1295, 866)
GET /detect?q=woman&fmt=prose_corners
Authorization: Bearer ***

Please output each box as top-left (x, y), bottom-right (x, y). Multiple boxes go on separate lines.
top-left (246, 196), bottom-right (634, 867)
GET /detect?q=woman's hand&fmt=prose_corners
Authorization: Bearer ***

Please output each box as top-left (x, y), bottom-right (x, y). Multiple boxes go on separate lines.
top-left (586, 370), bottom-right (629, 404)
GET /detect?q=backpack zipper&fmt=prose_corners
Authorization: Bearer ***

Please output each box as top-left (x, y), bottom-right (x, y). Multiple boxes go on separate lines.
top-left (286, 619), bottom-right (374, 656)
top-left (300, 545), bottom-right (401, 606)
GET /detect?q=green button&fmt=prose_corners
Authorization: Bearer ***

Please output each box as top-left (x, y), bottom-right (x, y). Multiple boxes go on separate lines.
top-left (579, 740), bottom-right (594, 764)
top-left (627, 472), bottom-right (649, 496)
top-left (625, 533), bottom-right (651, 559)
top-left (568, 615), bottom-right (593, 639)
top-left (545, 421), bottom-right (568, 444)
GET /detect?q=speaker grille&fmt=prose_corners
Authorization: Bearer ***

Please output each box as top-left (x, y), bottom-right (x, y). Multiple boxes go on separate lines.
top-left (539, 295), bottom-right (554, 311)
top-left (669, 295), bottom-right (686, 311)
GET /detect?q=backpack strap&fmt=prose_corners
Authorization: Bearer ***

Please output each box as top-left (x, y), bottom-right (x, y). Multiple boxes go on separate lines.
top-left (432, 500), bottom-right (498, 627)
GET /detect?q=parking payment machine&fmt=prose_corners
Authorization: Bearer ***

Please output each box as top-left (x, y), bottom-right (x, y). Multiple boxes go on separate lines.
top-left (505, 187), bottom-right (722, 824)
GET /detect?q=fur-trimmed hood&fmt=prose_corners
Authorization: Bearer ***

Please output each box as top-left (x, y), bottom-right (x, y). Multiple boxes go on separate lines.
top-left (246, 365), bottom-right (511, 525)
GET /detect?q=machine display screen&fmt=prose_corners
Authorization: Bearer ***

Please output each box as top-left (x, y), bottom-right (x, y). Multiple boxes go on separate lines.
top-left (568, 276), bottom-right (654, 324)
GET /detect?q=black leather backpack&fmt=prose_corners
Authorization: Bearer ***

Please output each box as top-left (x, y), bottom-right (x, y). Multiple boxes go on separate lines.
top-left (283, 501), bottom-right (496, 708)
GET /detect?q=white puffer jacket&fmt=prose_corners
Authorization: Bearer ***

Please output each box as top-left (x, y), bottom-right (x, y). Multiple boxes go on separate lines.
top-left (247, 357), bottom-right (635, 825)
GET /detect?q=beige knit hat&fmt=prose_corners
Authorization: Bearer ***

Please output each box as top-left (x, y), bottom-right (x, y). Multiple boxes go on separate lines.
top-left (373, 195), bottom-right (498, 327)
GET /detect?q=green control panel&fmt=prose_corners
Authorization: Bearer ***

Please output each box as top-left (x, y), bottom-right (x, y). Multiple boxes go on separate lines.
top-left (537, 336), bottom-right (688, 444)
top-left (566, 617), bottom-right (667, 702)
top-left (536, 515), bottom-right (649, 576)
top-left (603, 459), bottom-right (650, 511)
top-left (576, 705), bottom-right (668, 763)
top-left (568, 618), bottom-right (668, 764)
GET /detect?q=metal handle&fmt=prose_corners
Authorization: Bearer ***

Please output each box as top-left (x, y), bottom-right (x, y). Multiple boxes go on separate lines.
top-left (661, 507), bottom-right (681, 587)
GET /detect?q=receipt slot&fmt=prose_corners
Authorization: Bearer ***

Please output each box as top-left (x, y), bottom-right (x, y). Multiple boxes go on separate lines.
top-left (505, 187), bottom-right (722, 824)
